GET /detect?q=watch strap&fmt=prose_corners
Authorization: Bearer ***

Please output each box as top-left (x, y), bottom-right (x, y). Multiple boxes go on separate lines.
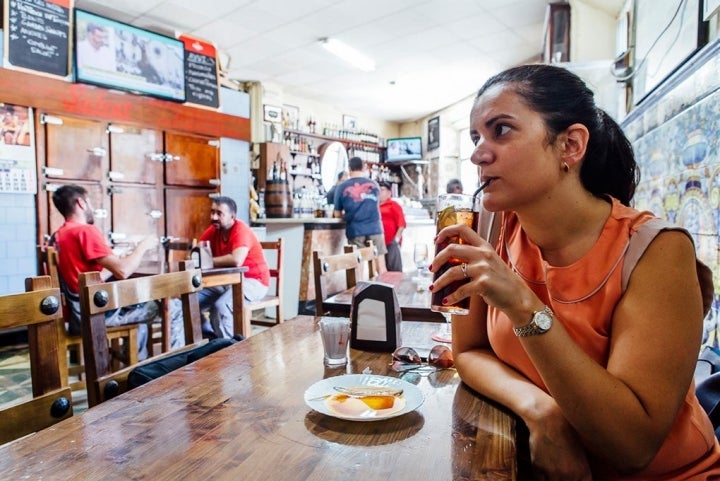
top-left (513, 305), bottom-right (553, 337)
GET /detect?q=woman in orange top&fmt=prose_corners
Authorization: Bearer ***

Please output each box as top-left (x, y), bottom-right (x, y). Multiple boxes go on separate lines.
top-left (430, 65), bottom-right (720, 480)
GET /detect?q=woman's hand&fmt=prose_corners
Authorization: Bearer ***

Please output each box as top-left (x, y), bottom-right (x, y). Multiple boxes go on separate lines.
top-left (430, 223), bottom-right (534, 314)
top-left (526, 401), bottom-right (593, 481)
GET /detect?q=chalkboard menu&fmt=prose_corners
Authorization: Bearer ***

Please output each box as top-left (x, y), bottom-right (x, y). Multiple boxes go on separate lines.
top-left (3, 0), bottom-right (72, 78)
top-left (179, 34), bottom-right (220, 109)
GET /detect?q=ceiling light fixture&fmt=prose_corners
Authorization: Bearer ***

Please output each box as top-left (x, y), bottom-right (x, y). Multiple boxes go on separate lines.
top-left (319, 37), bottom-right (375, 72)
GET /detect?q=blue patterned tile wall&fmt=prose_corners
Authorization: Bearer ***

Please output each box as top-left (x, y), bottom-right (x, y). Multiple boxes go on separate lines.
top-left (623, 39), bottom-right (720, 347)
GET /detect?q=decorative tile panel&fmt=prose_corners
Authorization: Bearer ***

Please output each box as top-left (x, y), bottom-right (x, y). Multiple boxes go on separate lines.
top-left (623, 39), bottom-right (720, 347)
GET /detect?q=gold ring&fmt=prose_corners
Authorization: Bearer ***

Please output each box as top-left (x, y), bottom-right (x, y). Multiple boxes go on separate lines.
top-left (461, 262), bottom-right (468, 278)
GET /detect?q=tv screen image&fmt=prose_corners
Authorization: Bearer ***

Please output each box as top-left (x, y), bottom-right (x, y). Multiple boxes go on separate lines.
top-left (74, 9), bottom-right (186, 102)
top-left (386, 137), bottom-right (423, 162)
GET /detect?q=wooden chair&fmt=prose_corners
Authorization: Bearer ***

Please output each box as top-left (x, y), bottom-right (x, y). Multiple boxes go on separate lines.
top-left (37, 246), bottom-right (139, 391)
top-left (244, 239), bottom-right (284, 332)
top-left (344, 240), bottom-right (379, 281)
top-left (312, 250), bottom-right (362, 316)
top-left (0, 276), bottom-right (73, 445)
top-left (78, 262), bottom-right (205, 407)
top-left (162, 239), bottom-right (192, 273)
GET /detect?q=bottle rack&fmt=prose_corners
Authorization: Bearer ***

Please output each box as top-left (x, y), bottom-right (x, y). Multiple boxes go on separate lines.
top-left (283, 128), bottom-right (382, 163)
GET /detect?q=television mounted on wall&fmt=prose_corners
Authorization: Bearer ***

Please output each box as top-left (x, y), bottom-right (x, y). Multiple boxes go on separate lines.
top-left (385, 137), bottom-right (422, 162)
top-left (74, 9), bottom-right (186, 102)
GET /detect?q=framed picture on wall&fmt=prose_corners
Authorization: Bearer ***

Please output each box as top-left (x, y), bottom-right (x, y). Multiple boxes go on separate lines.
top-left (343, 114), bottom-right (357, 130)
top-left (427, 116), bottom-right (440, 151)
top-left (263, 104), bottom-right (282, 123)
top-left (704, 0), bottom-right (720, 20)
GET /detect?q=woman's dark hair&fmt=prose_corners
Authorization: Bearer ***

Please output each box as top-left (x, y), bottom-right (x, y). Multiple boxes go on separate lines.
top-left (475, 64), bottom-right (639, 205)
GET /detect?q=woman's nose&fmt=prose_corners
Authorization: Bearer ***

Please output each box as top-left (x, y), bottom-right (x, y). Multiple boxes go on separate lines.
top-left (471, 140), bottom-right (491, 165)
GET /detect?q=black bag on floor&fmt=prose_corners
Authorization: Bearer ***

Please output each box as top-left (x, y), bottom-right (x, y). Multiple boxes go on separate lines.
top-left (127, 337), bottom-right (240, 389)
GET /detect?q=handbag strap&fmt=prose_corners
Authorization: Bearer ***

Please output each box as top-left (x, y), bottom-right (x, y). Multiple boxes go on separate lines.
top-left (478, 208), bottom-right (501, 247)
top-left (621, 218), bottom-right (714, 317)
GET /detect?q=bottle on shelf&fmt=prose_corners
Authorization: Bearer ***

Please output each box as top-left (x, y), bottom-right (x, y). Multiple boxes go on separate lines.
top-left (268, 159), bottom-right (278, 182)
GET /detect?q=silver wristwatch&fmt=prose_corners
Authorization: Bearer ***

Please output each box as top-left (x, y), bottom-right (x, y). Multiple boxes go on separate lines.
top-left (513, 305), bottom-right (554, 337)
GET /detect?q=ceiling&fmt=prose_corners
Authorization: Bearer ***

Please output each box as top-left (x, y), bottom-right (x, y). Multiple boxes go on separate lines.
top-left (74, 0), bottom-right (621, 123)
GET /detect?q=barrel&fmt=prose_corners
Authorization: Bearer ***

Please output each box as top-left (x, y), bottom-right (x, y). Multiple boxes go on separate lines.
top-left (264, 181), bottom-right (292, 218)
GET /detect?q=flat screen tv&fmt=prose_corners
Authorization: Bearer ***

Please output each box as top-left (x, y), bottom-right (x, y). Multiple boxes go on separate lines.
top-left (74, 9), bottom-right (186, 102)
top-left (385, 137), bottom-right (423, 162)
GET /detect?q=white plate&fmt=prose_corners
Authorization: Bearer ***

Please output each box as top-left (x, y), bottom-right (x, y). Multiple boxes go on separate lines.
top-left (304, 374), bottom-right (424, 421)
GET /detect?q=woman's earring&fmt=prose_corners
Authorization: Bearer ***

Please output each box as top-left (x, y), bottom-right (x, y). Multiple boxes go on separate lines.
top-left (562, 162), bottom-right (570, 173)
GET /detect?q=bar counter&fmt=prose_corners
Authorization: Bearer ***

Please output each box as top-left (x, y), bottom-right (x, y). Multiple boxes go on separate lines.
top-left (253, 217), bottom-right (348, 317)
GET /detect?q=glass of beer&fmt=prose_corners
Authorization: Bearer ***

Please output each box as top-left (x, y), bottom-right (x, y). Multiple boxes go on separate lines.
top-left (430, 193), bottom-right (480, 341)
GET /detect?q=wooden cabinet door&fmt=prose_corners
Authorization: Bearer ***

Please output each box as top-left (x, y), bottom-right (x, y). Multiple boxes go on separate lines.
top-left (44, 181), bottom-right (108, 238)
top-left (108, 124), bottom-right (163, 185)
top-left (164, 132), bottom-right (220, 187)
top-left (109, 184), bottom-right (164, 267)
top-left (164, 188), bottom-right (215, 243)
top-left (44, 115), bottom-right (107, 181)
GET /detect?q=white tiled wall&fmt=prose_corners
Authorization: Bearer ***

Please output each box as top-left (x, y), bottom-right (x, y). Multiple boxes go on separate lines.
top-left (0, 194), bottom-right (37, 295)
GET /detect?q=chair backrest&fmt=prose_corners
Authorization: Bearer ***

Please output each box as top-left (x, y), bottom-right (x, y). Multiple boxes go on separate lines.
top-left (312, 250), bottom-right (361, 316)
top-left (78, 262), bottom-right (204, 407)
top-left (344, 240), bottom-right (378, 281)
top-left (261, 238), bottom-right (283, 298)
top-left (0, 276), bottom-right (72, 445)
top-left (162, 239), bottom-right (192, 273)
top-left (37, 245), bottom-right (61, 288)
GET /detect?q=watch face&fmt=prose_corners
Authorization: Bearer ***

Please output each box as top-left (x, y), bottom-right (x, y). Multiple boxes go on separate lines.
top-left (535, 312), bottom-right (553, 331)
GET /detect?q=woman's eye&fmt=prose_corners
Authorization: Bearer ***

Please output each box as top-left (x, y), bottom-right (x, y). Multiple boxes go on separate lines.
top-left (495, 124), bottom-right (511, 137)
top-left (470, 136), bottom-right (480, 146)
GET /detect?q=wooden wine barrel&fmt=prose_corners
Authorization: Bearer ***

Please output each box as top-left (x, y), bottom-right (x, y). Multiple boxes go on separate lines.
top-left (265, 181), bottom-right (292, 218)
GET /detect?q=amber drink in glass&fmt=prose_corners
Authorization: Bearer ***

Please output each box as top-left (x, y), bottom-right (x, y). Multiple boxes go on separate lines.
top-left (431, 193), bottom-right (480, 316)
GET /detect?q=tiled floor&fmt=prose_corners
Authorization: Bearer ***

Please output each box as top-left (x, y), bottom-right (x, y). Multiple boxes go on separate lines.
top-left (0, 323), bottom-right (270, 415)
top-left (0, 343), bottom-right (90, 413)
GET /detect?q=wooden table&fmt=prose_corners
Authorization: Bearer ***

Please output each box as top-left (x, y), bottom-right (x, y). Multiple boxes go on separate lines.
top-left (324, 271), bottom-right (446, 322)
top-left (0, 316), bottom-right (517, 480)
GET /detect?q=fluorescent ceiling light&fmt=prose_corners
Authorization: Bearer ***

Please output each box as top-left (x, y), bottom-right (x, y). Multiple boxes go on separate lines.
top-left (320, 37), bottom-right (375, 72)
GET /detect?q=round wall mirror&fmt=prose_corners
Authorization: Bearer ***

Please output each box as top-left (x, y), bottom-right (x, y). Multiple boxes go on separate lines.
top-left (318, 141), bottom-right (349, 191)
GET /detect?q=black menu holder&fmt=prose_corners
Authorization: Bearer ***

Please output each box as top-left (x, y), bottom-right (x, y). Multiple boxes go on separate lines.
top-left (349, 281), bottom-right (402, 352)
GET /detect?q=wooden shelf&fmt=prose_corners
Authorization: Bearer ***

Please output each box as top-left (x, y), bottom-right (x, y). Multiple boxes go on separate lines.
top-left (289, 150), bottom-right (319, 157)
top-left (284, 128), bottom-right (381, 149)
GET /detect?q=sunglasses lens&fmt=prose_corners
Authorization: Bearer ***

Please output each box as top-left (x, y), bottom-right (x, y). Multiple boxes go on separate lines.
top-left (428, 345), bottom-right (454, 368)
top-left (390, 360), bottom-right (421, 372)
top-left (392, 347), bottom-right (422, 364)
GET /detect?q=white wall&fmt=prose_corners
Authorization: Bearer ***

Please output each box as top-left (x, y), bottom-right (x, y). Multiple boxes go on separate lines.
top-left (570, 0), bottom-right (624, 62)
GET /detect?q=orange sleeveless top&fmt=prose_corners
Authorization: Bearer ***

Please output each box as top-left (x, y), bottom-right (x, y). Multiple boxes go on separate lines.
top-left (488, 198), bottom-right (720, 479)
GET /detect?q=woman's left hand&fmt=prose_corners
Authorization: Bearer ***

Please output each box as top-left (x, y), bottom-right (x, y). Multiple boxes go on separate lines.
top-left (430, 223), bottom-right (534, 314)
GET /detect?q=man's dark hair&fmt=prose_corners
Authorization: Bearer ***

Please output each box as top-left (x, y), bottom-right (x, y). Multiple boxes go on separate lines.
top-left (213, 196), bottom-right (237, 215)
top-left (52, 185), bottom-right (87, 218)
top-left (348, 156), bottom-right (363, 171)
top-left (378, 181), bottom-right (392, 190)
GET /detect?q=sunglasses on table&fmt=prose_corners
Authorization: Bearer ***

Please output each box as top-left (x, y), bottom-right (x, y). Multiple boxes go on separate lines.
top-left (390, 345), bottom-right (454, 372)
